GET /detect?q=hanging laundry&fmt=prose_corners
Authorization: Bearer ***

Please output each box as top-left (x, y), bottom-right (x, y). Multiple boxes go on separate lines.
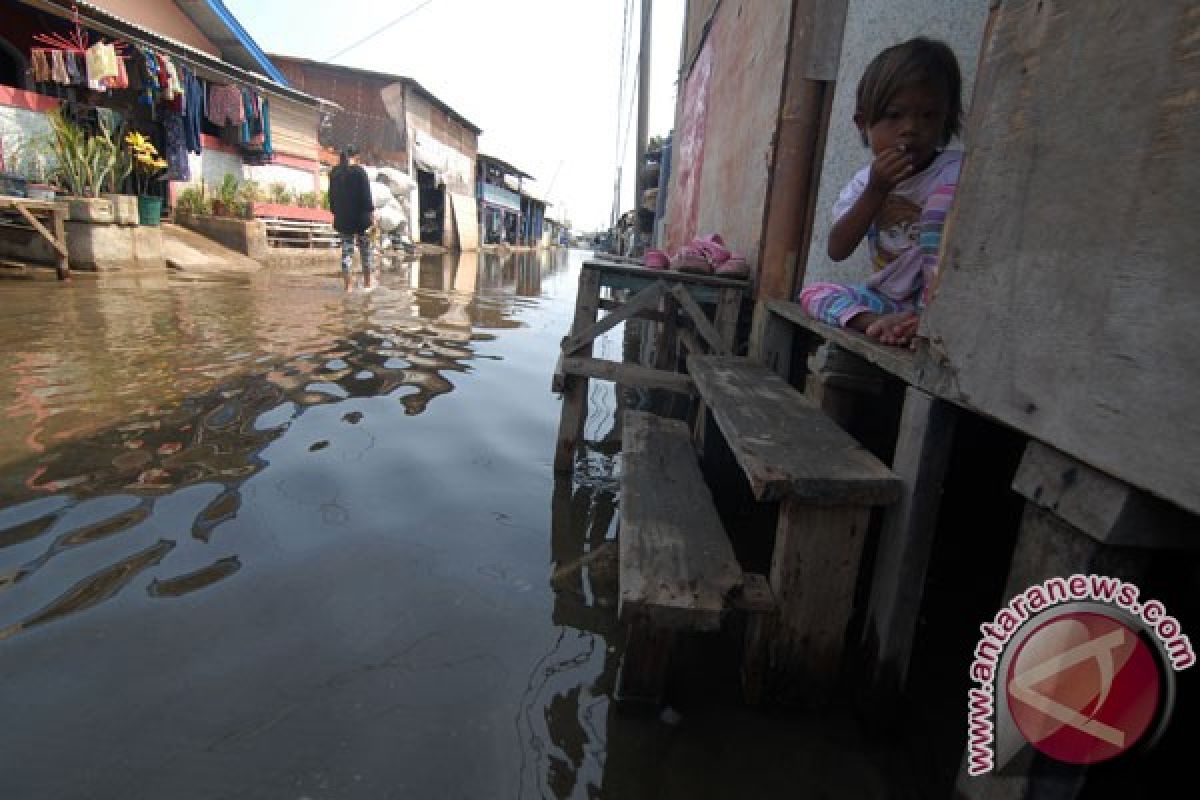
top-left (163, 113), bottom-right (190, 181)
top-left (85, 42), bottom-right (118, 87)
top-left (207, 84), bottom-right (244, 126)
top-left (182, 66), bottom-right (204, 155)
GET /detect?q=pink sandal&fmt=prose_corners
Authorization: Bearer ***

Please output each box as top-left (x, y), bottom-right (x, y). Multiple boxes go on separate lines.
top-left (693, 234), bottom-right (731, 265)
top-left (670, 244), bottom-right (712, 274)
top-left (643, 248), bottom-right (669, 269)
top-left (715, 254), bottom-right (749, 278)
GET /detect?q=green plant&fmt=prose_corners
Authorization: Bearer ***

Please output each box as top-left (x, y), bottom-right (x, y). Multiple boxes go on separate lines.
top-left (215, 173), bottom-right (240, 215)
top-left (320, 190), bottom-right (330, 210)
top-left (268, 182), bottom-right (295, 205)
top-left (46, 109), bottom-right (119, 197)
top-left (237, 180), bottom-right (263, 205)
top-left (176, 184), bottom-right (211, 215)
top-left (296, 191), bottom-right (319, 208)
top-left (107, 131), bottom-right (133, 195)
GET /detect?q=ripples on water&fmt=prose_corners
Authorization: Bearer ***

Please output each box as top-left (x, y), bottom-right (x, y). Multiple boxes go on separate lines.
top-left (0, 248), bottom-right (672, 799)
top-left (0, 252), bottom-right (559, 634)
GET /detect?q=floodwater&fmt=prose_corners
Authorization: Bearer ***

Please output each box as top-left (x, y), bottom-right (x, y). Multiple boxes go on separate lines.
top-left (0, 250), bottom-right (889, 799)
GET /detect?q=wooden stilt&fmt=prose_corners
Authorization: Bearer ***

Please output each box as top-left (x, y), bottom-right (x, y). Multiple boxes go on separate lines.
top-left (616, 614), bottom-right (676, 704)
top-left (554, 267), bottom-right (601, 473)
top-left (863, 387), bottom-right (958, 698)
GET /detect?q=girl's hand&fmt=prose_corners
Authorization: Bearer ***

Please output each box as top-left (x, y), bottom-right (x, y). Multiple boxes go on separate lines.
top-left (866, 145), bottom-right (914, 194)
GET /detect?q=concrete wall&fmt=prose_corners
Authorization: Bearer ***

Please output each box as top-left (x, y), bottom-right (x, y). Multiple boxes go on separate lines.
top-left (801, 0), bottom-right (988, 287)
top-left (663, 0), bottom-right (791, 271)
top-left (84, 0), bottom-right (221, 56)
top-left (243, 163), bottom-right (317, 196)
top-left (175, 211), bottom-right (267, 260)
top-left (186, 147), bottom-right (244, 190)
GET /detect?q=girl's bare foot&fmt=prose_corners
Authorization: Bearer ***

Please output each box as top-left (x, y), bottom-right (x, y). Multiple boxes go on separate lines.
top-left (865, 311), bottom-right (919, 346)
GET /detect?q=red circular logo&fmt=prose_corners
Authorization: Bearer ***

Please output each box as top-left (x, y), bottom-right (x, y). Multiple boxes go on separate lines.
top-left (1006, 611), bottom-right (1161, 765)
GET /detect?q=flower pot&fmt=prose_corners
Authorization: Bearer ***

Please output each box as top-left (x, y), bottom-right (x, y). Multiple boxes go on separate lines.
top-left (137, 195), bottom-right (163, 226)
top-left (27, 184), bottom-right (56, 202)
top-left (104, 193), bottom-right (140, 225)
top-left (67, 196), bottom-right (115, 223)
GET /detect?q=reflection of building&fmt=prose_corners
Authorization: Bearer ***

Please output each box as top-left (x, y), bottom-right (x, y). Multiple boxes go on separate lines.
top-left (270, 57), bottom-right (482, 251)
top-left (476, 153), bottom-right (547, 247)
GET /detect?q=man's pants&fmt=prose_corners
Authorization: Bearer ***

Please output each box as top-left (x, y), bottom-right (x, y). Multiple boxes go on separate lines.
top-left (340, 233), bottom-right (372, 276)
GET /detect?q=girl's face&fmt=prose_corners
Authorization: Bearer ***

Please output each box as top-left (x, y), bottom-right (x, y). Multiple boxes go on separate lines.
top-left (860, 84), bottom-right (948, 172)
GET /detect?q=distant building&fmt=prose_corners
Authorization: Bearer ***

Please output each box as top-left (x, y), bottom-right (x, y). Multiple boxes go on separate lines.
top-left (270, 56), bottom-right (482, 251)
top-left (476, 153), bottom-right (547, 247)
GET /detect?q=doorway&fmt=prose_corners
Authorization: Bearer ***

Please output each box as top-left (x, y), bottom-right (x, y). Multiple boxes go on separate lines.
top-left (417, 168), bottom-right (444, 245)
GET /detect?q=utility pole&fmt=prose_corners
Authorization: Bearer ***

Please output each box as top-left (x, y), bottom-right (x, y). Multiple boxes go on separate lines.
top-left (636, 0), bottom-right (653, 197)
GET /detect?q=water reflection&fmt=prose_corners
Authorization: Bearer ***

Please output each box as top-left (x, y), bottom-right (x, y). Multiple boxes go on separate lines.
top-left (0, 248), bottom-right (569, 638)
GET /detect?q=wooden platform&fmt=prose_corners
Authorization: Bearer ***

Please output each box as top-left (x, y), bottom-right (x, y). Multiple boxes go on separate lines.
top-left (764, 299), bottom-right (917, 384)
top-left (619, 411), bottom-right (742, 631)
top-left (0, 197), bottom-right (69, 279)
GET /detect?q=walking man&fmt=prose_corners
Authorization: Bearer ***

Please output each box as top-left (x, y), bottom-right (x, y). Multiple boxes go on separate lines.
top-left (329, 146), bottom-right (374, 292)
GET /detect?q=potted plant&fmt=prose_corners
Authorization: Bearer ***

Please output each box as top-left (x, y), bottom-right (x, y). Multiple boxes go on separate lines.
top-left (213, 173), bottom-right (239, 217)
top-left (124, 131), bottom-right (168, 226)
top-left (45, 109), bottom-right (116, 222)
top-left (175, 184), bottom-right (211, 217)
top-left (102, 124), bottom-right (137, 225)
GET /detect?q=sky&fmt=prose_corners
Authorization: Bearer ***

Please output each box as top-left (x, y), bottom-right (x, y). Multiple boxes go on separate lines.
top-left (225, 0), bottom-right (685, 231)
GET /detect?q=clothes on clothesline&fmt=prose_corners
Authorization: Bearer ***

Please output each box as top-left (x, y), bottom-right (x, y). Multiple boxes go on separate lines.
top-left (29, 38), bottom-right (277, 178)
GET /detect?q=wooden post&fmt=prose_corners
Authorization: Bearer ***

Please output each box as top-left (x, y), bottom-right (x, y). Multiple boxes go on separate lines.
top-left (554, 267), bottom-right (601, 472)
top-left (862, 387), bottom-right (957, 699)
top-left (617, 614), bottom-right (675, 704)
top-left (52, 206), bottom-right (69, 280)
top-left (766, 500), bottom-right (870, 704)
top-left (714, 286), bottom-right (742, 352)
top-left (749, 302), bottom-right (796, 380)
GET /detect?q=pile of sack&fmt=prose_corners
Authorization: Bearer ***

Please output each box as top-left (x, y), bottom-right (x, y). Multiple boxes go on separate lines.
top-left (363, 166), bottom-right (415, 240)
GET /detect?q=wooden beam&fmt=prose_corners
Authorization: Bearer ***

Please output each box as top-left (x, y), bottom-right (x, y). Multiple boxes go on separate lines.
top-left (1011, 440), bottom-right (1200, 550)
top-left (562, 280), bottom-right (666, 355)
top-left (670, 282), bottom-right (729, 355)
top-left (561, 356), bottom-right (695, 394)
top-left (15, 204), bottom-right (68, 259)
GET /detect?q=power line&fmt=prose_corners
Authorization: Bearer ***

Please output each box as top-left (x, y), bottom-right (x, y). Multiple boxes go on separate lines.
top-left (326, 0), bottom-right (437, 61)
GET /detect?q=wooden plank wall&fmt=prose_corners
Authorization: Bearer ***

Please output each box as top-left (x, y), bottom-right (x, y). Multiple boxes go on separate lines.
top-left (920, 0), bottom-right (1200, 517)
top-left (268, 98), bottom-right (321, 162)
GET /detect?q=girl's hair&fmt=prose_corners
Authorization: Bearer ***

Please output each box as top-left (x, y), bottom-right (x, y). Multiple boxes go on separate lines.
top-left (856, 37), bottom-right (963, 146)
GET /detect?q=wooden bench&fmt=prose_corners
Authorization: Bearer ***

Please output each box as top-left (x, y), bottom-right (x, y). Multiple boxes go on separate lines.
top-left (0, 197), bottom-right (69, 279)
top-left (688, 354), bottom-right (902, 703)
top-left (617, 410), bottom-right (750, 702)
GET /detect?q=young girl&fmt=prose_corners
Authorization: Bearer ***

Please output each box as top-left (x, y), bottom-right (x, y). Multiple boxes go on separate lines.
top-left (800, 37), bottom-right (963, 346)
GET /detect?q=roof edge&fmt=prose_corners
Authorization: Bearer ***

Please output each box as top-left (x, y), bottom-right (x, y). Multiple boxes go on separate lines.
top-left (201, 0), bottom-right (290, 86)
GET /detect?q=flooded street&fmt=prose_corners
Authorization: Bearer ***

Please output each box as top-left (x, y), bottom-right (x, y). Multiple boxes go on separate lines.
top-left (0, 250), bottom-right (886, 799)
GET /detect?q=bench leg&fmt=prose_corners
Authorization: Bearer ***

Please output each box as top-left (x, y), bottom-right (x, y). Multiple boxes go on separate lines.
top-left (616, 614), bottom-right (676, 705)
top-left (767, 500), bottom-right (869, 703)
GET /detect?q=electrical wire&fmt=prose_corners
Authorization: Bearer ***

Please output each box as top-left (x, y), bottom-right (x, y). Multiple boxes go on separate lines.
top-left (326, 0), bottom-right (437, 61)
